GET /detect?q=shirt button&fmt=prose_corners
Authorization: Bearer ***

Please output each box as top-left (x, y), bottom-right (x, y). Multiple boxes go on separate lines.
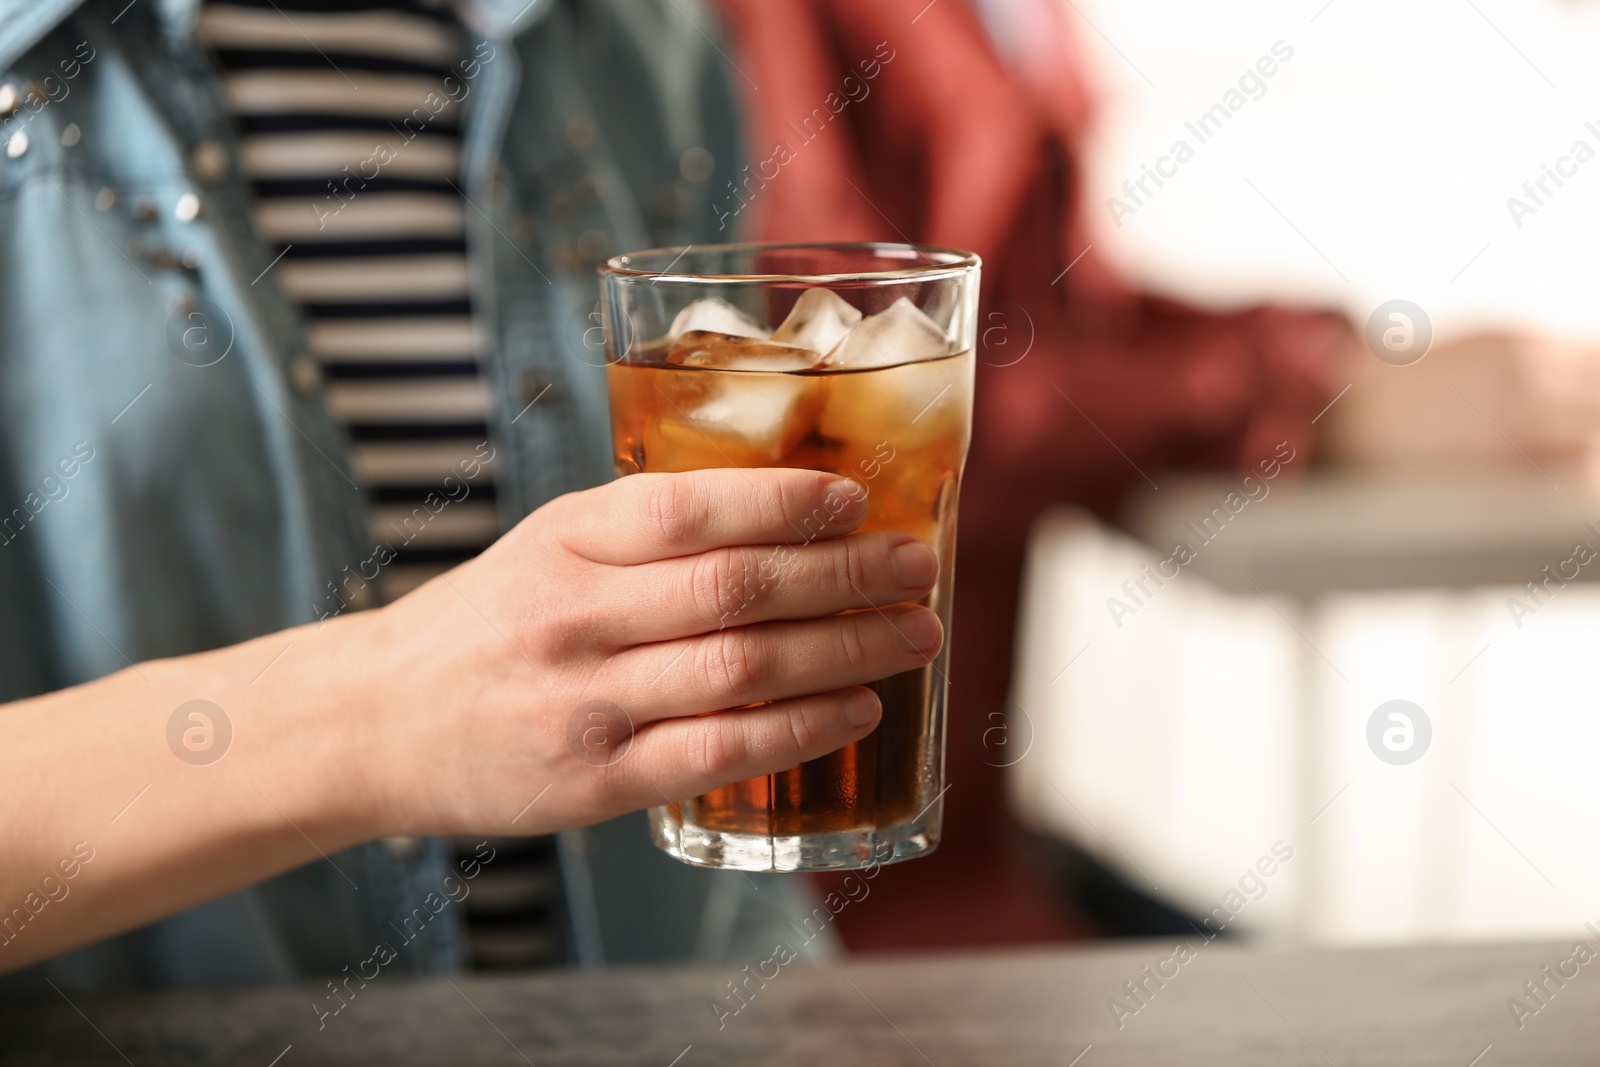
top-left (189, 139), bottom-right (229, 183)
top-left (60, 123), bottom-right (80, 148)
top-left (0, 83), bottom-right (18, 117)
top-left (380, 836), bottom-right (422, 860)
top-left (5, 131), bottom-right (27, 159)
top-left (679, 146), bottom-right (715, 183)
top-left (174, 192), bottom-right (201, 222)
top-left (289, 353), bottom-right (322, 394)
top-left (519, 370), bottom-right (555, 406)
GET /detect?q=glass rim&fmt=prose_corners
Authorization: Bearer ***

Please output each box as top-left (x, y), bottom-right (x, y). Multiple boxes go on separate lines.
top-left (600, 241), bottom-right (981, 285)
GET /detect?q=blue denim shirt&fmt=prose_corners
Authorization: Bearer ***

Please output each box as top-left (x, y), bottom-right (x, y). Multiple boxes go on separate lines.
top-left (0, 0), bottom-right (834, 989)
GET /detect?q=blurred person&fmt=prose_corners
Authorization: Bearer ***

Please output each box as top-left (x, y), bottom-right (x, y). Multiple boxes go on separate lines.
top-left (707, 0), bottom-right (1352, 946)
top-left (709, 0), bottom-right (1600, 948)
top-left (0, 0), bottom-right (947, 987)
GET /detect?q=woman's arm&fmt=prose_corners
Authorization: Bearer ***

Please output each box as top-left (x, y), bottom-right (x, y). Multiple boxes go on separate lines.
top-left (0, 467), bottom-right (943, 971)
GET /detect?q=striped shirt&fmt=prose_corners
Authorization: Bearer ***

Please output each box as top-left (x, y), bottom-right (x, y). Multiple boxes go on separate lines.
top-left (196, 0), bottom-right (563, 970)
top-left (197, 0), bottom-right (495, 605)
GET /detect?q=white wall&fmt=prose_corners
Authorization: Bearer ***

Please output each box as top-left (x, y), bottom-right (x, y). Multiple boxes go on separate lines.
top-left (1070, 0), bottom-right (1600, 339)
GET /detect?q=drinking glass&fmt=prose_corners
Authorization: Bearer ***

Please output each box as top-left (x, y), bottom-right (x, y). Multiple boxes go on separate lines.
top-left (601, 242), bottom-right (979, 871)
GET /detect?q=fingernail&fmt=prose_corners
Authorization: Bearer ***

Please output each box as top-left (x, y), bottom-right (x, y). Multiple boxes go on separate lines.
top-left (889, 538), bottom-right (938, 590)
top-left (890, 607), bottom-right (943, 655)
top-left (844, 689), bottom-right (880, 728)
top-left (823, 478), bottom-right (868, 524)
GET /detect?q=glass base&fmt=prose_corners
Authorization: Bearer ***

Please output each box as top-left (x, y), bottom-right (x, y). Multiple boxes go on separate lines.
top-left (648, 805), bottom-right (941, 872)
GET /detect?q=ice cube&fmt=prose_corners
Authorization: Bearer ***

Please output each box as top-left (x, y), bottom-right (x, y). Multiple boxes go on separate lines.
top-left (661, 374), bottom-right (823, 462)
top-left (668, 331), bottom-right (820, 372)
top-left (669, 298), bottom-right (770, 341)
top-left (820, 297), bottom-right (952, 369)
top-left (772, 288), bottom-right (862, 356)
top-left (818, 344), bottom-right (973, 450)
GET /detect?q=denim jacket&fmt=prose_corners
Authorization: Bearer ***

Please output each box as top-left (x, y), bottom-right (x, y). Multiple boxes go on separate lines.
top-left (0, 0), bottom-right (832, 989)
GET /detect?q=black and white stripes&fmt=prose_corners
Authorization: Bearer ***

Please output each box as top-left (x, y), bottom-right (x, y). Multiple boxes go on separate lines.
top-left (197, 0), bottom-right (565, 971)
top-left (198, 0), bottom-right (498, 604)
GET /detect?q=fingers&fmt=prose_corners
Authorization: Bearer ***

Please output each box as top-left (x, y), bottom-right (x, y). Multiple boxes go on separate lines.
top-left (616, 605), bottom-right (943, 725)
top-left (553, 469), bottom-right (867, 565)
top-left (590, 532), bottom-right (939, 645)
top-left (614, 686), bottom-right (883, 805)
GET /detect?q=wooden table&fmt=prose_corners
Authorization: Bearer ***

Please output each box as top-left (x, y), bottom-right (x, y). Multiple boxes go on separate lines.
top-left (5, 940), bottom-right (1591, 1065)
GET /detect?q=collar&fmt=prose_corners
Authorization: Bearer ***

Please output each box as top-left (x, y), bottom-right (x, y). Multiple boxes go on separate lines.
top-left (0, 0), bottom-right (555, 72)
top-left (456, 0), bottom-right (557, 39)
top-left (0, 0), bottom-right (84, 73)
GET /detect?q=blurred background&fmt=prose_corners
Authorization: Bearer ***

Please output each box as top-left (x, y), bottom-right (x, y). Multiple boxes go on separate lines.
top-left (706, 0), bottom-right (1600, 954)
top-left (19, 0), bottom-right (1597, 989)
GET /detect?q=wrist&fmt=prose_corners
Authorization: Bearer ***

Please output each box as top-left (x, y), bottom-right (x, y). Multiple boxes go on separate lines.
top-left (152, 609), bottom-right (402, 851)
top-left (326, 588), bottom-right (474, 839)
top-left (276, 607), bottom-right (407, 844)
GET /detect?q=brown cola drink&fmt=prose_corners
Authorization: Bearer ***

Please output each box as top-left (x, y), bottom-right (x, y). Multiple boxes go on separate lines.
top-left (602, 244), bottom-right (979, 870)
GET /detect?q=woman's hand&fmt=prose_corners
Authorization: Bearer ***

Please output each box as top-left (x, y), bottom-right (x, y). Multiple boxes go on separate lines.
top-left (0, 467), bottom-right (939, 971)
top-left (351, 466), bottom-right (943, 837)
